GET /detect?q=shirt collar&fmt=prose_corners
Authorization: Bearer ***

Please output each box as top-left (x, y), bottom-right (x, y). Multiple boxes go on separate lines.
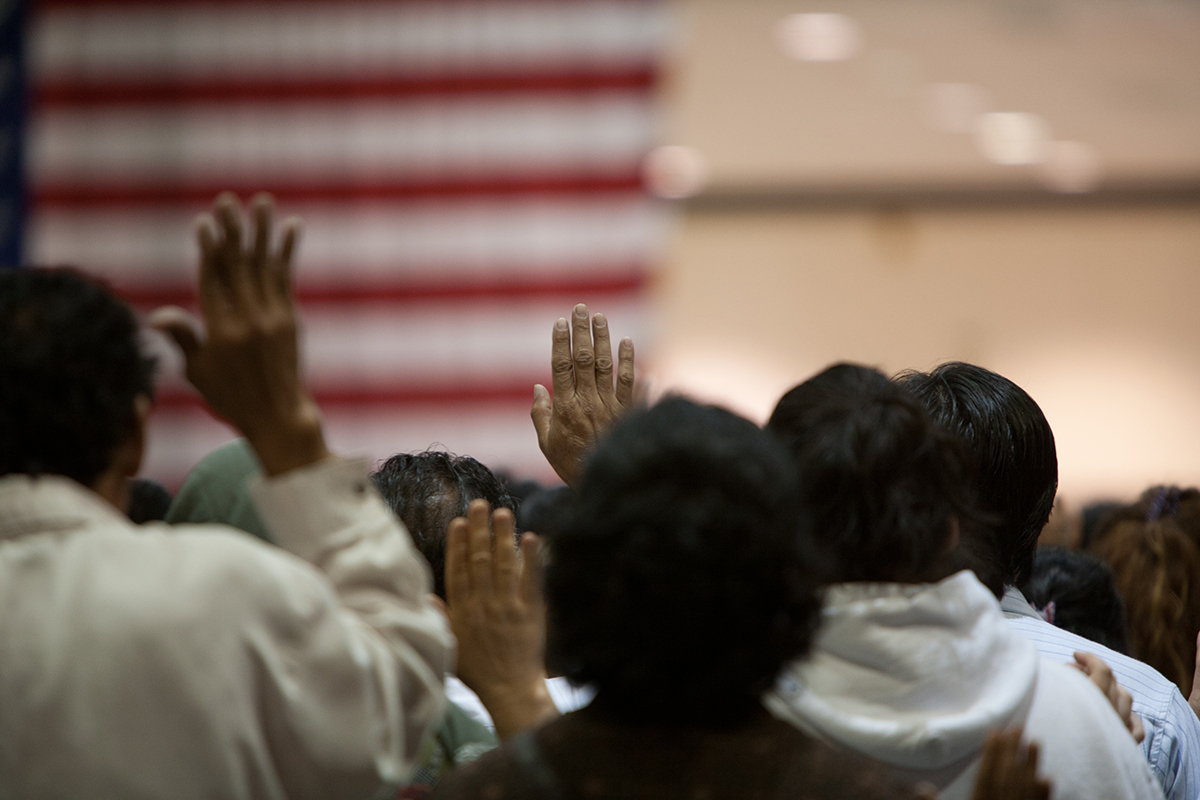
top-left (999, 585), bottom-right (1044, 620)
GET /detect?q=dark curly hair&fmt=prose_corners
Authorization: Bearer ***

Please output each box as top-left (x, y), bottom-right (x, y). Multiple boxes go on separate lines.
top-left (769, 363), bottom-right (1001, 594)
top-left (0, 267), bottom-right (155, 488)
top-left (1021, 546), bottom-right (1130, 655)
top-left (371, 450), bottom-right (517, 599)
top-left (896, 363), bottom-right (1057, 588)
top-left (546, 397), bottom-right (822, 725)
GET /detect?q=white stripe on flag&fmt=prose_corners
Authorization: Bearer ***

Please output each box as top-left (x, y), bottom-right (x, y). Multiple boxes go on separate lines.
top-left (30, 94), bottom-right (657, 186)
top-left (33, 1), bottom-right (669, 80)
top-left (144, 296), bottom-right (650, 392)
top-left (28, 197), bottom-right (669, 284)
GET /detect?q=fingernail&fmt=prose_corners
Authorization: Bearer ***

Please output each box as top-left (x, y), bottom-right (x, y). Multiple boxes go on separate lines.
top-left (621, 337), bottom-right (633, 347)
top-left (593, 313), bottom-right (607, 328)
top-left (555, 317), bottom-right (568, 331)
top-left (574, 303), bottom-right (587, 318)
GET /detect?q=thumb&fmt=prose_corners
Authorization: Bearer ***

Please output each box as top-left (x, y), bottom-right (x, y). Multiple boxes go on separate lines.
top-left (148, 306), bottom-right (204, 361)
top-left (531, 384), bottom-right (553, 446)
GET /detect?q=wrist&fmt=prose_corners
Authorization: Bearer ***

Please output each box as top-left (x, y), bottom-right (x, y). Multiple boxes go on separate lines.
top-left (474, 672), bottom-right (559, 740)
top-left (244, 398), bottom-right (329, 476)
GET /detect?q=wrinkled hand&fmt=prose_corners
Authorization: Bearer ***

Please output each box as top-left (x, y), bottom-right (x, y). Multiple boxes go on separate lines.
top-left (446, 499), bottom-right (558, 740)
top-left (971, 729), bottom-right (1051, 800)
top-left (531, 303), bottom-right (635, 488)
top-left (1071, 651), bottom-right (1145, 743)
top-left (150, 193), bottom-right (327, 476)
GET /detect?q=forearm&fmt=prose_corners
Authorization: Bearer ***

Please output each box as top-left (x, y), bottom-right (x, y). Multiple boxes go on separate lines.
top-left (251, 458), bottom-right (455, 771)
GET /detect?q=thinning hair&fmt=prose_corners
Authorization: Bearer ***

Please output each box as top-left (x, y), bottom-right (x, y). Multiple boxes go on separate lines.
top-left (371, 450), bottom-right (517, 600)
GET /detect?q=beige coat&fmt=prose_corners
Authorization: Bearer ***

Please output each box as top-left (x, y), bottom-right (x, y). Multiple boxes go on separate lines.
top-left (0, 458), bottom-right (453, 800)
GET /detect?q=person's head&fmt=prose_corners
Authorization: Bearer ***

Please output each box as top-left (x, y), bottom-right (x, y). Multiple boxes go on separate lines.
top-left (547, 396), bottom-right (821, 725)
top-left (896, 363), bottom-right (1057, 588)
top-left (0, 267), bottom-right (155, 499)
top-left (1020, 546), bottom-right (1130, 654)
top-left (1090, 486), bottom-right (1200, 696)
top-left (371, 451), bottom-right (517, 600)
top-left (768, 363), bottom-right (999, 593)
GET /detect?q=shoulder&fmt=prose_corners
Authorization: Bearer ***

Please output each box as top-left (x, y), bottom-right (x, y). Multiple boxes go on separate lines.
top-left (1006, 615), bottom-right (1177, 716)
top-left (1025, 660), bottom-right (1164, 799)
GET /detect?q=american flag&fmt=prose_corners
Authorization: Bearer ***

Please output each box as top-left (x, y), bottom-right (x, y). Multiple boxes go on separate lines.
top-left (25, 0), bottom-right (670, 487)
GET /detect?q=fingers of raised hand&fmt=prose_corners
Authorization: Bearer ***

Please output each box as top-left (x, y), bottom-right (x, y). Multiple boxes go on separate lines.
top-left (519, 532), bottom-right (544, 608)
top-left (148, 306), bottom-right (204, 362)
top-left (550, 317), bottom-right (574, 400)
top-left (251, 193), bottom-right (272, 273)
top-left (215, 192), bottom-right (245, 283)
top-left (465, 499), bottom-right (494, 597)
top-left (570, 303), bottom-right (597, 397)
top-left (531, 384), bottom-right (553, 447)
top-left (274, 217), bottom-right (301, 300)
top-left (492, 508), bottom-right (520, 598)
top-left (616, 336), bottom-right (636, 408)
top-left (591, 312), bottom-right (616, 403)
top-left (445, 517), bottom-right (471, 608)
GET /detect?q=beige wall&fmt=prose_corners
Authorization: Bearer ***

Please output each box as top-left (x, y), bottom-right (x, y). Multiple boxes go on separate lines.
top-left (649, 202), bottom-right (1200, 502)
top-left (648, 0), bottom-right (1200, 504)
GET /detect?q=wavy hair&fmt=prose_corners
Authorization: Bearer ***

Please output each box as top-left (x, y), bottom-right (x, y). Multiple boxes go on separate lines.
top-left (1091, 487), bottom-right (1200, 695)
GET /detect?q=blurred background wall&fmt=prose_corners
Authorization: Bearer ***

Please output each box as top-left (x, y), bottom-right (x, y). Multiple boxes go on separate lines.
top-left (20, 0), bottom-right (1200, 505)
top-left (650, 0), bottom-right (1200, 503)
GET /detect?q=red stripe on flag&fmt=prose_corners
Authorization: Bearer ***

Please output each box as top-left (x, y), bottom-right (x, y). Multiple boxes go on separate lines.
top-left (32, 175), bottom-right (647, 208)
top-left (35, 70), bottom-right (658, 107)
top-left (116, 270), bottom-right (648, 307)
top-left (154, 382), bottom-right (543, 411)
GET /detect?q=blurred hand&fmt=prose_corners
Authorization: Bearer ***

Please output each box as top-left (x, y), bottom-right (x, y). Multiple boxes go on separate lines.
top-left (531, 303), bottom-right (635, 488)
top-left (150, 192), bottom-right (328, 476)
top-left (1071, 651), bottom-right (1145, 743)
top-left (446, 499), bottom-right (557, 740)
top-left (971, 729), bottom-right (1051, 800)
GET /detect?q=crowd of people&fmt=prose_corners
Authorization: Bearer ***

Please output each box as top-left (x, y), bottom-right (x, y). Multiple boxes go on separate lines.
top-left (1, 192), bottom-right (1196, 799)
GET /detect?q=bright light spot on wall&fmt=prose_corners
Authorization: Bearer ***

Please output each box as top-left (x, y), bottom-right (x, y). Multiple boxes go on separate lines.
top-left (974, 111), bottom-right (1050, 165)
top-left (1040, 140), bottom-right (1103, 193)
top-left (776, 13), bottom-right (862, 62)
top-left (923, 83), bottom-right (990, 134)
top-left (643, 145), bottom-right (709, 199)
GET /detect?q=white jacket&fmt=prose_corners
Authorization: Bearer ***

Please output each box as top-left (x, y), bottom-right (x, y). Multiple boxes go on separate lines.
top-left (0, 458), bottom-right (453, 800)
top-left (766, 571), bottom-right (1163, 800)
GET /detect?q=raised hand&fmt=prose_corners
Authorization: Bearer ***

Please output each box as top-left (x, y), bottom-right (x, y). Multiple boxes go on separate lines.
top-left (150, 192), bottom-right (328, 476)
top-left (445, 499), bottom-right (558, 740)
top-left (531, 303), bottom-right (635, 487)
top-left (971, 729), bottom-right (1051, 800)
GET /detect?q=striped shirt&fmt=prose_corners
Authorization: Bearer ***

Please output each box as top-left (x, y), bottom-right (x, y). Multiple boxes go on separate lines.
top-left (1003, 587), bottom-right (1200, 800)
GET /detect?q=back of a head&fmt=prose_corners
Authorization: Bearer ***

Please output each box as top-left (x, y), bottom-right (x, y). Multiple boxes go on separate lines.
top-left (548, 396), bottom-right (821, 725)
top-left (1021, 546), bottom-right (1130, 655)
top-left (897, 363), bottom-right (1057, 588)
top-left (371, 451), bottom-right (516, 600)
top-left (769, 364), bottom-right (997, 591)
top-left (0, 267), bottom-right (154, 488)
top-left (1091, 487), bottom-right (1200, 696)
